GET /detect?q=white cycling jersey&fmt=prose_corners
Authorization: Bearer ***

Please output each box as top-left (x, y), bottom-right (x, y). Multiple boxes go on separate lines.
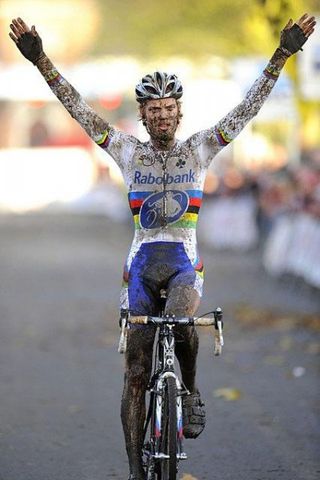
top-left (38, 57), bottom-right (281, 309)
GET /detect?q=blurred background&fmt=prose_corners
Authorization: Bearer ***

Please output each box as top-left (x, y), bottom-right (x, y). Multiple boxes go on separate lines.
top-left (0, 0), bottom-right (319, 283)
top-left (1, 2), bottom-right (320, 479)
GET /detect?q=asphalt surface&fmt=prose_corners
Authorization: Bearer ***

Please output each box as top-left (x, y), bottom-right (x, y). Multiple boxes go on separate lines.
top-left (0, 213), bottom-right (319, 480)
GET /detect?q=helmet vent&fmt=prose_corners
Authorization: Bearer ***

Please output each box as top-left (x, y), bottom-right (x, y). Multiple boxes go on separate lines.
top-left (135, 71), bottom-right (183, 103)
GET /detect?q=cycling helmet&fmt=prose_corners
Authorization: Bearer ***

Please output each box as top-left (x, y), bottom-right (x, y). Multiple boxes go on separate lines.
top-left (135, 71), bottom-right (183, 103)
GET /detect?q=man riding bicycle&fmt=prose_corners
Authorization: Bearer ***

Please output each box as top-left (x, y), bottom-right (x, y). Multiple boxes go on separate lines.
top-left (9, 13), bottom-right (316, 480)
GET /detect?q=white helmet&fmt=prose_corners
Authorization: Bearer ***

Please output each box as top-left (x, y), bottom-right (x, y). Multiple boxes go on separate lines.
top-left (135, 71), bottom-right (183, 104)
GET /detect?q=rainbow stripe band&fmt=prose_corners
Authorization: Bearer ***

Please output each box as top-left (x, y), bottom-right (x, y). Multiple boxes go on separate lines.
top-left (46, 69), bottom-right (62, 86)
top-left (194, 257), bottom-right (204, 278)
top-left (263, 64), bottom-right (281, 81)
top-left (129, 191), bottom-right (150, 227)
top-left (128, 191), bottom-right (150, 230)
top-left (122, 268), bottom-right (129, 288)
top-left (128, 189), bottom-right (202, 230)
top-left (214, 127), bottom-right (232, 146)
top-left (96, 129), bottom-right (111, 149)
top-left (172, 212), bottom-right (198, 228)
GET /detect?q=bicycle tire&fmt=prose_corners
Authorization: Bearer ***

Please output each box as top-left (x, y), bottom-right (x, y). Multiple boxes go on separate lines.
top-left (158, 376), bottom-right (177, 480)
top-left (144, 392), bottom-right (157, 480)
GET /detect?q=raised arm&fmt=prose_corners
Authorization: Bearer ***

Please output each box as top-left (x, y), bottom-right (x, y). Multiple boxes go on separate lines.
top-left (9, 18), bottom-right (111, 146)
top-left (191, 14), bottom-right (316, 164)
top-left (216, 14), bottom-right (315, 142)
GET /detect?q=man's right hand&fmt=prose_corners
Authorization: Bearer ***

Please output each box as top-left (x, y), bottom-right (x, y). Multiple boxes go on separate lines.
top-left (9, 18), bottom-right (44, 65)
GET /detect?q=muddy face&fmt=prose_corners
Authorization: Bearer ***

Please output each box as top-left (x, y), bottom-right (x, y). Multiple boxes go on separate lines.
top-left (141, 98), bottom-right (179, 149)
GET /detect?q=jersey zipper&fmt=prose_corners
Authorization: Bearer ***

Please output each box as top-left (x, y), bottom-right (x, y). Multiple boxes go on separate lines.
top-left (160, 152), bottom-right (168, 229)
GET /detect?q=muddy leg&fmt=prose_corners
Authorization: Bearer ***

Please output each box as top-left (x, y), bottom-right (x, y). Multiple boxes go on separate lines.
top-left (121, 327), bottom-right (155, 479)
top-left (165, 285), bottom-right (200, 392)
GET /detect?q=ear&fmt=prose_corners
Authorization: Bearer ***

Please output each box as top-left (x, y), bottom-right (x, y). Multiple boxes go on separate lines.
top-left (139, 104), bottom-right (147, 125)
top-left (176, 100), bottom-right (183, 124)
top-left (139, 104), bottom-right (144, 117)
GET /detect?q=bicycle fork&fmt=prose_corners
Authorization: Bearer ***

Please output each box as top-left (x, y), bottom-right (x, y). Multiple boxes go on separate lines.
top-left (150, 372), bottom-right (187, 461)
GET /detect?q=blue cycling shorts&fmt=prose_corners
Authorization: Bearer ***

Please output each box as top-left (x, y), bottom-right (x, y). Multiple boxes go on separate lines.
top-left (120, 241), bottom-right (204, 315)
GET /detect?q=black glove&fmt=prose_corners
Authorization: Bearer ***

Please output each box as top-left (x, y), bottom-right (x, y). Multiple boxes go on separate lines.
top-left (16, 31), bottom-right (44, 65)
top-left (280, 23), bottom-right (307, 56)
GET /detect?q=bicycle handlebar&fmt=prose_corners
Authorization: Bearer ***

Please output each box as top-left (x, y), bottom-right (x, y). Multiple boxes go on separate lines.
top-left (129, 316), bottom-right (215, 326)
top-left (123, 308), bottom-right (224, 356)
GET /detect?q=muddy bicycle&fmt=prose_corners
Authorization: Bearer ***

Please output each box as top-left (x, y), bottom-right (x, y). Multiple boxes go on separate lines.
top-left (118, 291), bottom-right (224, 479)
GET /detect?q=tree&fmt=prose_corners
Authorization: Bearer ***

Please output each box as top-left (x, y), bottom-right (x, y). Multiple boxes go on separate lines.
top-left (92, 0), bottom-right (318, 58)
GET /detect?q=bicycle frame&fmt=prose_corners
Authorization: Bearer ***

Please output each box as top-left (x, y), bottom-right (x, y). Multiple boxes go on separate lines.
top-left (144, 322), bottom-right (187, 470)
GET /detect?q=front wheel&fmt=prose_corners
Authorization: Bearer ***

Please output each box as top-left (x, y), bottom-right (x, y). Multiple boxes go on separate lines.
top-left (159, 376), bottom-right (177, 480)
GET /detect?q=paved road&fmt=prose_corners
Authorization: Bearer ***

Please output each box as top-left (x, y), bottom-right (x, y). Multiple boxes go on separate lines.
top-left (0, 213), bottom-right (319, 480)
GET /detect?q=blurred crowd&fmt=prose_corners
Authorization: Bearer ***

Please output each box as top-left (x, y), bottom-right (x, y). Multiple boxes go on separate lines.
top-left (198, 153), bottom-right (320, 289)
top-left (201, 156), bottom-right (320, 233)
top-left (256, 162), bottom-right (320, 233)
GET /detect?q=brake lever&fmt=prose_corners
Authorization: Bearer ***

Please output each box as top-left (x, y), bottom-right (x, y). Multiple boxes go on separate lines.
top-left (214, 308), bottom-right (224, 356)
top-left (118, 310), bottom-right (128, 354)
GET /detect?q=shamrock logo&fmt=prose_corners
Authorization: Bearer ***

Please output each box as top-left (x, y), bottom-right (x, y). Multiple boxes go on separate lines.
top-left (176, 158), bottom-right (186, 169)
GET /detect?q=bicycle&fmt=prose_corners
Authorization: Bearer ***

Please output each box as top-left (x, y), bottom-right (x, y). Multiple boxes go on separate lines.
top-left (118, 290), bottom-right (224, 480)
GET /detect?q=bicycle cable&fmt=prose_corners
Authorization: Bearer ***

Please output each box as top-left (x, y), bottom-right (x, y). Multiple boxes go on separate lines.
top-left (195, 310), bottom-right (217, 319)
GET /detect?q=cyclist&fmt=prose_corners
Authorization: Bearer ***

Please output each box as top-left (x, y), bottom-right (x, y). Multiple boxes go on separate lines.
top-left (9, 14), bottom-right (316, 480)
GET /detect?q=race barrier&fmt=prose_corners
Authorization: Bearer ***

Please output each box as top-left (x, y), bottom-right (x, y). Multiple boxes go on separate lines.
top-left (199, 194), bottom-right (259, 250)
top-left (199, 195), bottom-right (319, 289)
top-left (263, 213), bottom-right (320, 289)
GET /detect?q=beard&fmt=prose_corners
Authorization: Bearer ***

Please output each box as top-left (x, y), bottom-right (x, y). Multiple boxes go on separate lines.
top-left (145, 118), bottom-right (178, 146)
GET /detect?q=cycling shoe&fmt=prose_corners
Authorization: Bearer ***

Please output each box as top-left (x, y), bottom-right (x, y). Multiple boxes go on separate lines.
top-left (182, 390), bottom-right (206, 439)
top-left (128, 474), bottom-right (145, 480)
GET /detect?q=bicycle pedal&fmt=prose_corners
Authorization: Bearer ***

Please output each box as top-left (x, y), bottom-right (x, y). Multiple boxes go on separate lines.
top-left (177, 452), bottom-right (188, 460)
top-left (154, 453), bottom-right (170, 459)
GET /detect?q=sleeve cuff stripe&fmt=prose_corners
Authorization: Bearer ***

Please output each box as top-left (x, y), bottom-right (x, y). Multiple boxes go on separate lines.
top-left (96, 129), bottom-right (111, 147)
top-left (215, 128), bottom-right (231, 146)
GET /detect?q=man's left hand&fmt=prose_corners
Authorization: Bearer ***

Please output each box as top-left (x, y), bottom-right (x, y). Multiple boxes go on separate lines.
top-left (279, 13), bottom-right (316, 56)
